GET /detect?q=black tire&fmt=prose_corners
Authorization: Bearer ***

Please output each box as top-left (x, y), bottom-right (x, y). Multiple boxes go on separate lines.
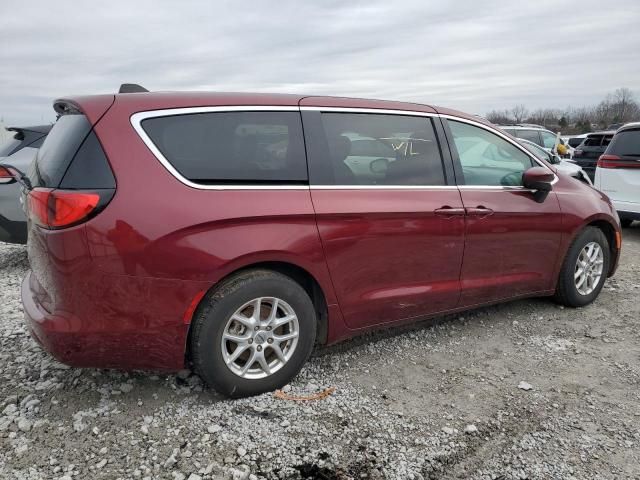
top-left (554, 227), bottom-right (610, 307)
top-left (190, 269), bottom-right (316, 398)
top-left (620, 218), bottom-right (633, 228)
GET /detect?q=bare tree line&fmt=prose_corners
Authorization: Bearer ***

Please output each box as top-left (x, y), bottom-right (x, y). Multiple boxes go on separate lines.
top-left (486, 88), bottom-right (640, 133)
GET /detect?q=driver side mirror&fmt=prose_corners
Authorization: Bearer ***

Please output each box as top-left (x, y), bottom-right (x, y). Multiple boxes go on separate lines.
top-left (523, 167), bottom-right (554, 191)
top-left (523, 167), bottom-right (555, 202)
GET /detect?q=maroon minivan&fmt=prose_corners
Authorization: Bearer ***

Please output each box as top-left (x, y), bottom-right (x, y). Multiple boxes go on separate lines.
top-left (19, 88), bottom-right (621, 397)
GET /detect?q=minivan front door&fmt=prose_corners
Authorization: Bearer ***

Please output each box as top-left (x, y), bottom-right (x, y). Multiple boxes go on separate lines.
top-left (301, 106), bottom-right (465, 330)
top-left (445, 119), bottom-right (564, 306)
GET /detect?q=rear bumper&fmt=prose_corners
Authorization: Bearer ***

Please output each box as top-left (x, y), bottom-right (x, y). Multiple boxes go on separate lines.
top-left (22, 270), bottom-right (196, 371)
top-left (618, 210), bottom-right (640, 221)
top-left (613, 200), bottom-right (640, 217)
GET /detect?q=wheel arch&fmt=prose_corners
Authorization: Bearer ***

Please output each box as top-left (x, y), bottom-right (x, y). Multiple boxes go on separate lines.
top-left (585, 219), bottom-right (619, 276)
top-left (184, 260), bottom-right (330, 368)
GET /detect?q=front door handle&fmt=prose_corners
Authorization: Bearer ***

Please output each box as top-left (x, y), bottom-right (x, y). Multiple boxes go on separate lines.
top-left (434, 206), bottom-right (466, 217)
top-left (466, 206), bottom-right (494, 217)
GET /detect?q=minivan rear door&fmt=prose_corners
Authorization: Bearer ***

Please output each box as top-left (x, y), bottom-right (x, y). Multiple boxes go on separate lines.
top-left (301, 102), bottom-right (465, 330)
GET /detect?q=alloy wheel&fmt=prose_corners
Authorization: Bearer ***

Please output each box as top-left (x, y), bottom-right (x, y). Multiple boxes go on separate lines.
top-left (221, 297), bottom-right (299, 379)
top-left (574, 241), bottom-right (604, 296)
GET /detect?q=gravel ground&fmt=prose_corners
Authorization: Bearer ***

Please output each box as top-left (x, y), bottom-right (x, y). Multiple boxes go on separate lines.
top-left (1, 226), bottom-right (639, 480)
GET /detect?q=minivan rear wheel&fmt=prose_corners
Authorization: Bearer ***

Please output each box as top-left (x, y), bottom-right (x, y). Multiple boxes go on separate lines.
top-left (190, 270), bottom-right (316, 398)
top-left (554, 227), bottom-right (610, 307)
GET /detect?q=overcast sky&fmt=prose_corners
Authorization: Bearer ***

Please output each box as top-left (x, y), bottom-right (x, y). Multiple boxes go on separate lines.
top-left (1, 0), bottom-right (639, 125)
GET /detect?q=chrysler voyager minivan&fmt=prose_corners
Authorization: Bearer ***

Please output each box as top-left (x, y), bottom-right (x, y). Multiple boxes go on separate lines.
top-left (13, 88), bottom-right (621, 397)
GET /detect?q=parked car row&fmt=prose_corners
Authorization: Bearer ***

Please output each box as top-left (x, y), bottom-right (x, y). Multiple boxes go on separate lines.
top-left (0, 85), bottom-right (624, 398)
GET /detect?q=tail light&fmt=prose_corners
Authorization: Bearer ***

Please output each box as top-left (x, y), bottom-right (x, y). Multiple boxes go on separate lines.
top-left (27, 188), bottom-right (112, 229)
top-left (0, 166), bottom-right (15, 184)
top-left (597, 154), bottom-right (640, 169)
top-left (574, 149), bottom-right (583, 157)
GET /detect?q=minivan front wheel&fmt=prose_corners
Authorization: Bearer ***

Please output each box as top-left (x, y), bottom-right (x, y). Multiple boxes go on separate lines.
top-left (554, 227), bottom-right (610, 307)
top-left (190, 270), bottom-right (316, 398)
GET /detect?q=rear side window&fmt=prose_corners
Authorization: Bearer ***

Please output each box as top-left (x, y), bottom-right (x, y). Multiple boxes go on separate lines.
top-left (32, 115), bottom-right (92, 187)
top-left (30, 114), bottom-right (115, 189)
top-left (141, 112), bottom-right (307, 184)
top-left (515, 129), bottom-right (542, 145)
top-left (607, 129), bottom-right (640, 156)
top-left (568, 137), bottom-right (583, 148)
top-left (315, 113), bottom-right (445, 186)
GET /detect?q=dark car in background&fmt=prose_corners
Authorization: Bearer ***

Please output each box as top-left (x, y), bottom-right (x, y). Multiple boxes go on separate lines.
top-left (573, 131), bottom-right (615, 181)
top-left (0, 125), bottom-right (52, 243)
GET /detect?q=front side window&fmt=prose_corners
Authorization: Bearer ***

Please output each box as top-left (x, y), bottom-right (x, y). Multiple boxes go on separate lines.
top-left (141, 111), bottom-right (307, 184)
top-left (448, 120), bottom-right (534, 186)
top-left (540, 131), bottom-right (557, 149)
top-left (317, 113), bottom-right (445, 186)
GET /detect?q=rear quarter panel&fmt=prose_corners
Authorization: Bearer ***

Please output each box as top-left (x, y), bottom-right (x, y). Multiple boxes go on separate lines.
top-left (84, 100), bottom-right (342, 341)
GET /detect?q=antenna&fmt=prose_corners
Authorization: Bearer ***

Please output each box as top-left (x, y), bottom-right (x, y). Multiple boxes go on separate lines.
top-left (118, 84), bottom-right (149, 94)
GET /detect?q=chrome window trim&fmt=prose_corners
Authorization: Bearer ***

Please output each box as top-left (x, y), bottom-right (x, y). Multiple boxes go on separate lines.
top-left (310, 185), bottom-right (457, 190)
top-left (300, 106), bottom-right (436, 118)
top-left (438, 114), bottom-right (558, 184)
top-left (130, 105), bottom-right (557, 190)
top-left (130, 106), bottom-right (307, 191)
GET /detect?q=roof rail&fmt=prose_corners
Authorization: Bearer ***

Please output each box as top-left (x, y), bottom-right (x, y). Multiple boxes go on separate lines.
top-left (118, 83), bottom-right (149, 94)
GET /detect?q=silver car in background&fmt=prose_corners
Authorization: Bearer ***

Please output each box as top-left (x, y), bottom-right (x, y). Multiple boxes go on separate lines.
top-left (0, 125), bottom-right (51, 244)
top-left (516, 138), bottom-right (592, 185)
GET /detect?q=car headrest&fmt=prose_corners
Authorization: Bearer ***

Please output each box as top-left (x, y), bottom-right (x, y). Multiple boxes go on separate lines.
top-left (328, 135), bottom-right (352, 162)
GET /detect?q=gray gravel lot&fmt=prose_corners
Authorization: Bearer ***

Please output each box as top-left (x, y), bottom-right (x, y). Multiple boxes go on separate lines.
top-left (1, 227), bottom-right (639, 480)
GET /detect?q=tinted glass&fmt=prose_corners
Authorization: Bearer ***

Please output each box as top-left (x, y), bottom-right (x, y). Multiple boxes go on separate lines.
top-left (142, 112), bottom-right (307, 183)
top-left (568, 137), bottom-right (583, 148)
top-left (607, 129), bottom-right (640, 156)
top-left (29, 137), bottom-right (45, 149)
top-left (31, 114), bottom-right (92, 187)
top-left (60, 131), bottom-right (116, 189)
top-left (0, 133), bottom-right (22, 157)
top-left (448, 120), bottom-right (534, 186)
top-left (516, 129), bottom-right (542, 145)
top-left (540, 131), bottom-right (557, 149)
top-left (318, 113), bottom-right (445, 186)
top-left (584, 135), bottom-right (604, 147)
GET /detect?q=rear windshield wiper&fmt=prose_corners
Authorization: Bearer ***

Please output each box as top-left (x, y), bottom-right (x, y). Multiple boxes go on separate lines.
top-left (0, 162), bottom-right (33, 191)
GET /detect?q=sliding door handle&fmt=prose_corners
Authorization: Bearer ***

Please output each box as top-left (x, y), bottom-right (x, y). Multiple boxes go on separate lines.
top-left (434, 206), bottom-right (466, 217)
top-left (466, 206), bottom-right (494, 217)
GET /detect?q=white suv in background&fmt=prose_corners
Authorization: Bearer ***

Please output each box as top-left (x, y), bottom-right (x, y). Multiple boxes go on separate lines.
top-left (595, 122), bottom-right (640, 227)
